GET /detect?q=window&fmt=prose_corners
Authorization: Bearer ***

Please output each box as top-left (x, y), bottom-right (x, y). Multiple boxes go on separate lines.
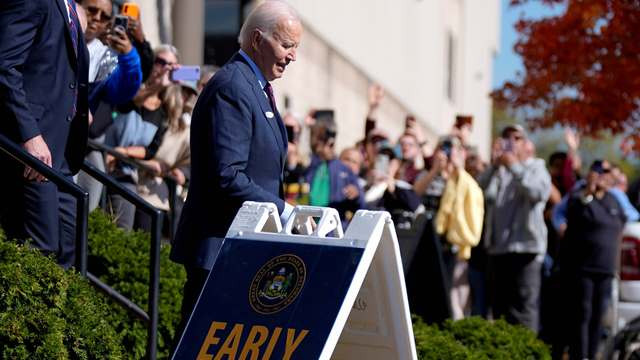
top-left (445, 31), bottom-right (456, 102)
top-left (204, 0), bottom-right (252, 65)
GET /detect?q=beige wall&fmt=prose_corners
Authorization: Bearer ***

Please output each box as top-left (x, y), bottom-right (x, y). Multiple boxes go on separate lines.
top-left (284, 0), bottom-right (500, 158)
top-left (138, 0), bottom-right (500, 158)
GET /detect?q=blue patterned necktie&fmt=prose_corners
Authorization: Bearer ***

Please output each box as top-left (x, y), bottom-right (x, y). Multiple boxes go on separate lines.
top-left (66, 0), bottom-right (79, 117)
top-left (66, 0), bottom-right (79, 57)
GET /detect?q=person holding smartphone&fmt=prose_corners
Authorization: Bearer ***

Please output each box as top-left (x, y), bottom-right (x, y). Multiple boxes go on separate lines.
top-left (304, 125), bottom-right (364, 222)
top-left (478, 124), bottom-right (551, 332)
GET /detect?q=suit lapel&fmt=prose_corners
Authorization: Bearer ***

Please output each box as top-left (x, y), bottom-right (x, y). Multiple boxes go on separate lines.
top-left (55, 0), bottom-right (78, 69)
top-left (233, 54), bottom-right (287, 161)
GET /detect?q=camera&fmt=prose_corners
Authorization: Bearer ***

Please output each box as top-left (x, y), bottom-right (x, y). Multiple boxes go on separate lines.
top-left (440, 139), bottom-right (453, 158)
top-left (501, 138), bottom-right (513, 153)
top-left (112, 15), bottom-right (128, 32)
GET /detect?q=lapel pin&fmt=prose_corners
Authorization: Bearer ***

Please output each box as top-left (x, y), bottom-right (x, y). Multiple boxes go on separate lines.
top-left (265, 111), bottom-right (274, 119)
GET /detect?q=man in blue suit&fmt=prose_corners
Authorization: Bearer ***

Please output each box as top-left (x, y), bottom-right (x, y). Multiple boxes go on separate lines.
top-left (0, 0), bottom-right (89, 268)
top-left (171, 0), bottom-right (303, 324)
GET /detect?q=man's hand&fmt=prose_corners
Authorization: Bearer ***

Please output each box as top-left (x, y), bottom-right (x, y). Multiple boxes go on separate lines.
top-left (22, 135), bottom-right (51, 181)
top-left (431, 150), bottom-right (448, 173)
top-left (170, 168), bottom-right (186, 186)
top-left (368, 84), bottom-right (384, 109)
top-left (564, 127), bottom-right (580, 152)
top-left (343, 184), bottom-right (359, 200)
top-left (499, 152), bottom-right (518, 167)
top-left (127, 17), bottom-right (145, 44)
top-left (405, 120), bottom-right (426, 146)
top-left (107, 27), bottom-right (133, 55)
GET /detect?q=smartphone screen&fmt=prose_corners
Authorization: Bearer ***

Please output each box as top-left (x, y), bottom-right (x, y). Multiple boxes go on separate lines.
top-left (286, 125), bottom-right (295, 142)
top-left (375, 154), bottom-right (390, 175)
top-left (171, 66), bottom-right (201, 82)
top-left (501, 139), bottom-right (513, 152)
top-left (113, 15), bottom-right (128, 31)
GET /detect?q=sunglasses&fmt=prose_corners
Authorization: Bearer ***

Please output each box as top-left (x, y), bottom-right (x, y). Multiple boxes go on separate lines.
top-left (85, 5), bottom-right (112, 23)
top-left (154, 57), bottom-right (176, 67)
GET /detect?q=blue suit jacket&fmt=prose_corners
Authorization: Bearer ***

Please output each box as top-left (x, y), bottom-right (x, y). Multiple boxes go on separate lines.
top-left (0, 0), bottom-right (89, 175)
top-left (171, 53), bottom-right (288, 269)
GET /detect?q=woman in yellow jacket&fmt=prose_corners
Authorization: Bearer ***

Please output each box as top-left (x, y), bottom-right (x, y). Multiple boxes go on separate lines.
top-left (434, 138), bottom-right (484, 320)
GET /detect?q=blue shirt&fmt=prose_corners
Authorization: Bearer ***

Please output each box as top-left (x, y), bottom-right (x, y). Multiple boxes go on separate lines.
top-left (239, 49), bottom-right (267, 89)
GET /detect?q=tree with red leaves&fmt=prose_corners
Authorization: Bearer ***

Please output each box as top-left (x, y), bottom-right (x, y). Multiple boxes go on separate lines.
top-left (492, 0), bottom-right (640, 151)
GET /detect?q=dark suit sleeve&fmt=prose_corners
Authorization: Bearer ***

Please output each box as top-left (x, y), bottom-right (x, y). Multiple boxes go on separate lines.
top-left (0, 0), bottom-right (45, 142)
top-left (213, 85), bottom-right (285, 212)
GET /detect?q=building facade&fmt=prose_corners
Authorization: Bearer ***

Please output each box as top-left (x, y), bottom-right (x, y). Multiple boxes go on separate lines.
top-left (138, 0), bottom-right (500, 158)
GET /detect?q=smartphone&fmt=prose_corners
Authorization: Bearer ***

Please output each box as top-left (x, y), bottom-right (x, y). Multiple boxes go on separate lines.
top-left (171, 66), bottom-right (201, 82)
top-left (313, 109), bottom-right (335, 126)
top-left (405, 115), bottom-right (416, 129)
top-left (122, 2), bottom-right (139, 19)
top-left (286, 125), bottom-right (296, 142)
top-left (375, 154), bottom-right (390, 175)
top-left (113, 15), bottom-right (128, 31)
top-left (440, 139), bottom-right (453, 158)
top-left (501, 138), bottom-right (513, 152)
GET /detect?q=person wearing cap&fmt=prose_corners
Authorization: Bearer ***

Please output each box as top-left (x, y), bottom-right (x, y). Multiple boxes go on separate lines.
top-left (478, 124), bottom-right (551, 331)
top-left (554, 159), bottom-right (626, 359)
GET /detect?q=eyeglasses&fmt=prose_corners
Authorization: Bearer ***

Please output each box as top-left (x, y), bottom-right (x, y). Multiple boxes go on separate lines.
top-left (85, 5), bottom-right (112, 23)
top-left (154, 57), bottom-right (176, 67)
top-left (502, 134), bottom-right (524, 141)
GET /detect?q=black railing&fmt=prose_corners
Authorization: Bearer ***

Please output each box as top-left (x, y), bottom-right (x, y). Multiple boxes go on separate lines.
top-left (87, 139), bottom-right (179, 240)
top-left (0, 134), bottom-right (161, 360)
top-left (81, 161), bottom-right (162, 359)
top-left (0, 134), bottom-right (89, 274)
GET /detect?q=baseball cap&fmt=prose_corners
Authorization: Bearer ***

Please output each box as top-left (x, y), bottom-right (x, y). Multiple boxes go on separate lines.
top-left (501, 124), bottom-right (526, 138)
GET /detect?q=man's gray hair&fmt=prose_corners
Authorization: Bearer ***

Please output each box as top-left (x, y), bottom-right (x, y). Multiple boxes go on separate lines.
top-left (238, 0), bottom-right (300, 47)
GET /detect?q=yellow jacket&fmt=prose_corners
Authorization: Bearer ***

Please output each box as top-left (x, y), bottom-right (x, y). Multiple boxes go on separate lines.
top-left (435, 169), bottom-right (484, 260)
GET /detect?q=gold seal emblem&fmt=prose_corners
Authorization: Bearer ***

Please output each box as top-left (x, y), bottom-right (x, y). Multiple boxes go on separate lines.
top-left (249, 254), bottom-right (306, 315)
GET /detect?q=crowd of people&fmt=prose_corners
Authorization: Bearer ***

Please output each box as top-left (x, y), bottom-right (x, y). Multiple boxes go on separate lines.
top-left (281, 84), bottom-right (639, 358)
top-left (0, 0), bottom-right (635, 358)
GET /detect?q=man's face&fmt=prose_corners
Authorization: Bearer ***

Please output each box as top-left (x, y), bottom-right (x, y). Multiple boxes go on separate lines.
top-left (253, 19), bottom-right (302, 81)
top-left (340, 149), bottom-right (362, 176)
top-left (549, 158), bottom-right (565, 178)
top-left (82, 0), bottom-right (112, 42)
top-left (502, 130), bottom-right (526, 158)
top-left (399, 135), bottom-right (419, 161)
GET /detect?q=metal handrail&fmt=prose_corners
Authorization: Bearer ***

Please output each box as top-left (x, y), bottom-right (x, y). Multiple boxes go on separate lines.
top-left (0, 134), bottom-right (89, 274)
top-left (87, 139), bottom-right (180, 239)
top-left (81, 161), bottom-right (161, 359)
top-left (0, 134), bottom-right (161, 359)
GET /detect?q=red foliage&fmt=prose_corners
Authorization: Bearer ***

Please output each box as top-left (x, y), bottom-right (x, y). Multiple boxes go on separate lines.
top-left (493, 0), bottom-right (640, 151)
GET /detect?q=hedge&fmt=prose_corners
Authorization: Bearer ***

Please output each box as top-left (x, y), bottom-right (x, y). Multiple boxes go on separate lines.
top-left (87, 210), bottom-right (187, 359)
top-left (413, 316), bottom-right (551, 359)
top-left (0, 236), bottom-right (123, 359)
top-left (1, 211), bottom-right (552, 359)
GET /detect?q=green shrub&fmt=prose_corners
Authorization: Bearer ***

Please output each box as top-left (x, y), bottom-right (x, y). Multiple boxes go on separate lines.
top-left (0, 237), bottom-right (123, 359)
top-left (413, 316), bottom-right (551, 360)
top-left (87, 211), bottom-right (186, 359)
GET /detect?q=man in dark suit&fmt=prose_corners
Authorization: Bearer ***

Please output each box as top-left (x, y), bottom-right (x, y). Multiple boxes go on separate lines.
top-left (0, 0), bottom-right (89, 268)
top-left (170, 0), bottom-right (303, 325)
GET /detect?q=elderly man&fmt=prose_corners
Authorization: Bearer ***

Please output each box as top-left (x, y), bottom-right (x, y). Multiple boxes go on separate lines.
top-left (478, 125), bottom-right (551, 331)
top-left (171, 0), bottom-right (303, 327)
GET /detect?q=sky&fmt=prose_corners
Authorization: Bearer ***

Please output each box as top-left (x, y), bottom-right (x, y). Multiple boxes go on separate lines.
top-left (492, 0), bottom-right (566, 89)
